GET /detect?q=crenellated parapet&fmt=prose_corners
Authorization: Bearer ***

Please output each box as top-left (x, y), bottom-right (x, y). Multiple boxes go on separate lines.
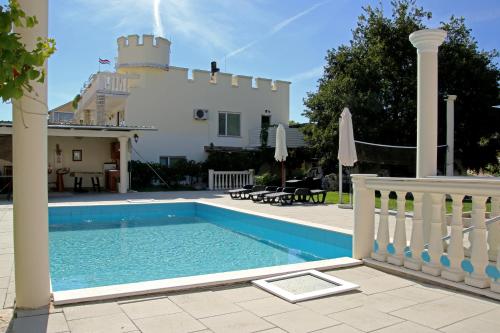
top-left (166, 66), bottom-right (290, 92)
top-left (117, 34), bottom-right (171, 70)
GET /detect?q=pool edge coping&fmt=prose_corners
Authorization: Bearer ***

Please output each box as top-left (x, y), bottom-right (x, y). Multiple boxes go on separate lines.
top-left (52, 257), bottom-right (361, 305)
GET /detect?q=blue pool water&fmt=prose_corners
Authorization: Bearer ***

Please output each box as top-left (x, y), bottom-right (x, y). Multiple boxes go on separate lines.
top-left (49, 203), bottom-right (352, 291)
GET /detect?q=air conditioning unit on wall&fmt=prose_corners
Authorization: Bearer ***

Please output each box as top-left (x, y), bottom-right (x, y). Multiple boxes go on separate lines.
top-left (193, 109), bottom-right (208, 120)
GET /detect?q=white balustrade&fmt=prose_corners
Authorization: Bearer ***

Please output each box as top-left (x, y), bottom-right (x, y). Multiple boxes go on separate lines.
top-left (78, 72), bottom-right (131, 113)
top-left (208, 169), bottom-right (255, 190)
top-left (352, 175), bottom-right (500, 294)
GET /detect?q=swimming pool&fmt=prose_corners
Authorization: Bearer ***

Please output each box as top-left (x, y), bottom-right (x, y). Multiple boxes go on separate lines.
top-left (49, 202), bottom-right (352, 292)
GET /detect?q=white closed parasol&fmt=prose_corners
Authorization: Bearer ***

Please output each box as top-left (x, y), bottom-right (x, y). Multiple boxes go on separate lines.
top-left (338, 107), bottom-right (357, 206)
top-left (275, 123), bottom-right (288, 187)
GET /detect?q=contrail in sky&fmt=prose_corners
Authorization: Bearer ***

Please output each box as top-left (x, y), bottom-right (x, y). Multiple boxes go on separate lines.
top-left (225, 1), bottom-right (329, 59)
top-left (153, 0), bottom-right (164, 37)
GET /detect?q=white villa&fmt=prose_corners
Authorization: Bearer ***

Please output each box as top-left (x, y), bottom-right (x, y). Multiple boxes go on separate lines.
top-left (71, 34), bottom-right (305, 164)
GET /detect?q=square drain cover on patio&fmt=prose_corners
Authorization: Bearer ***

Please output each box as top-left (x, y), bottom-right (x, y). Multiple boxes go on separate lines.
top-left (252, 270), bottom-right (359, 303)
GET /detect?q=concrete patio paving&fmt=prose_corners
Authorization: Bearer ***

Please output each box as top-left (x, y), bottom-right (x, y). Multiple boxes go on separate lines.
top-left (0, 191), bottom-right (499, 332)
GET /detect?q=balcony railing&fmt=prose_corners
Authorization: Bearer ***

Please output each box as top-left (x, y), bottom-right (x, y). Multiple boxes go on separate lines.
top-left (78, 72), bottom-right (130, 111)
top-left (352, 174), bottom-right (500, 296)
top-left (248, 127), bottom-right (306, 148)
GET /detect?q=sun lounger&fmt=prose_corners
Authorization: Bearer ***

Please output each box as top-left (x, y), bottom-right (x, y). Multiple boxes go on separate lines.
top-left (228, 184), bottom-right (254, 199)
top-left (264, 187), bottom-right (296, 205)
top-left (310, 189), bottom-right (327, 203)
top-left (249, 186), bottom-right (279, 202)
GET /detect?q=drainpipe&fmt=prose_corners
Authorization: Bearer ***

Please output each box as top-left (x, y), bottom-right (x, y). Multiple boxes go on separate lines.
top-left (445, 95), bottom-right (457, 176)
top-left (12, 0), bottom-right (50, 309)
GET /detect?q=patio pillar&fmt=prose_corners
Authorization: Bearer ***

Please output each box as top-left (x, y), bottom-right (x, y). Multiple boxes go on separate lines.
top-left (445, 95), bottom-right (457, 176)
top-left (409, 29), bottom-right (446, 243)
top-left (119, 136), bottom-right (129, 193)
top-left (12, 0), bottom-right (50, 308)
top-left (409, 29), bottom-right (447, 178)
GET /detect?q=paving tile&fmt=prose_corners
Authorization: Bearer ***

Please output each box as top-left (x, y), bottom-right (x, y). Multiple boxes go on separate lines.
top-left (383, 285), bottom-right (449, 303)
top-left (440, 308), bottom-right (500, 333)
top-left (120, 297), bottom-right (182, 319)
top-left (3, 292), bottom-right (14, 309)
top-left (300, 292), bottom-right (367, 315)
top-left (357, 274), bottom-right (415, 295)
top-left (0, 278), bottom-right (8, 289)
top-left (67, 312), bottom-right (136, 333)
top-left (390, 295), bottom-right (497, 329)
top-left (372, 321), bottom-right (439, 332)
top-left (211, 285), bottom-right (270, 303)
top-left (257, 328), bottom-right (287, 333)
top-left (312, 324), bottom-right (362, 333)
top-left (200, 311), bottom-right (274, 333)
top-left (265, 308), bottom-right (341, 333)
top-left (362, 292), bottom-right (418, 313)
top-left (0, 309), bottom-right (13, 332)
top-left (329, 306), bottom-right (404, 332)
top-left (169, 291), bottom-right (241, 318)
top-left (11, 313), bottom-right (69, 333)
top-left (63, 301), bottom-right (122, 320)
top-left (134, 312), bottom-right (206, 333)
top-left (237, 296), bottom-right (300, 316)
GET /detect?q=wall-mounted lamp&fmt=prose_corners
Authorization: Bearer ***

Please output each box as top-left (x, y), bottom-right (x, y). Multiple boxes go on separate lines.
top-left (264, 109), bottom-right (271, 114)
top-left (133, 134), bottom-right (139, 143)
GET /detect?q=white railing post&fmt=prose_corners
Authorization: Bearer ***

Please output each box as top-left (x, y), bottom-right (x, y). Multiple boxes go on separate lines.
top-left (441, 194), bottom-right (465, 282)
top-left (488, 197), bottom-right (500, 261)
top-left (422, 193), bottom-right (445, 276)
top-left (352, 174), bottom-right (377, 259)
top-left (464, 195), bottom-right (490, 288)
top-left (208, 169), bottom-right (214, 190)
top-left (405, 192), bottom-right (424, 270)
top-left (372, 190), bottom-right (390, 262)
top-left (249, 169), bottom-right (255, 185)
top-left (387, 191), bottom-right (407, 266)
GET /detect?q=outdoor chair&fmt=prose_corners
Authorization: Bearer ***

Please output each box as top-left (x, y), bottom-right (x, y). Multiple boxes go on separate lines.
top-left (249, 186), bottom-right (279, 202)
top-left (228, 184), bottom-right (254, 199)
top-left (264, 187), bottom-right (296, 205)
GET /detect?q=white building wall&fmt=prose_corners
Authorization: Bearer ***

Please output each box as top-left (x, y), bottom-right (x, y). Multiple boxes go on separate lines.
top-left (116, 35), bottom-right (290, 163)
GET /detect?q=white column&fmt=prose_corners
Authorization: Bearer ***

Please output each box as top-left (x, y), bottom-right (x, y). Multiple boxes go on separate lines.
top-left (387, 191), bottom-right (407, 266)
top-left (372, 190), bottom-right (390, 262)
top-left (351, 174), bottom-right (377, 259)
top-left (118, 136), bottom-right (129, 194)
top-left (422, 193), bottom-right (445, 276)
top-left (410, 29), bottom-right (447, 244)
top-left (445, 95), bottom-right (457, 176)
top-left (208, 170), bottom-right (214, 190)
top-left (405, 192), bottom-right (424, 270)
top-left (409, 29), bottom-right (447, 178)
top-left (12, 0), bottom-right (50, 309)
top-left (441, 194), bottom-right (465, 282)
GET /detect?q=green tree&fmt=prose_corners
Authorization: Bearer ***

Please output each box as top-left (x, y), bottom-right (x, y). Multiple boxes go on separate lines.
top-left (0, 0), bottom-right (56, 102)
top-left (303, 0), bottom-right (499, 174)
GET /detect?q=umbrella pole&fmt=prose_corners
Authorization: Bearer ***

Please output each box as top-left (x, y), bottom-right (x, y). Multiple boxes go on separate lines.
top-left (281, 161), bottom-right (285, 187)
top-left (338, 163), bottom-right (343, 204)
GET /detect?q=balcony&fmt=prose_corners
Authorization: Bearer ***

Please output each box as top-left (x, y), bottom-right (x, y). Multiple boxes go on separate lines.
top-left (76, 72), bottom-right (131, 114)
top-left (248, 126), bottom-right (306, 148)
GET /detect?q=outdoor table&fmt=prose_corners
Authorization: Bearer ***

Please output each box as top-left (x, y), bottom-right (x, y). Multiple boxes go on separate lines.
top-left (70, 171), bottom-right (103, 192)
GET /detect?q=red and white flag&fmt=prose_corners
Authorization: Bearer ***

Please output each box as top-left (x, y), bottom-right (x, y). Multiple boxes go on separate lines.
top-left (99, 58), bottom-right (111, 64)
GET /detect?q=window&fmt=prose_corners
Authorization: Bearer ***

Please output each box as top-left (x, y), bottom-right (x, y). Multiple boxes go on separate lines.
top-left (218, 112), bottom-right (241, 136)
top-left (159, 156), bottom-right (186, 167)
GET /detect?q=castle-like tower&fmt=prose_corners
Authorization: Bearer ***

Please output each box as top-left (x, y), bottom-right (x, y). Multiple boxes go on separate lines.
top-left (116, 34), bottom-right (171, 70)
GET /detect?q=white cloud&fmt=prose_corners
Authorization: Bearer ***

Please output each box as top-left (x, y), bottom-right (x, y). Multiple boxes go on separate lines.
top-left (286, 65), bottom-right (324, 82)
top-left (153, 0), bottom-right (164, 37)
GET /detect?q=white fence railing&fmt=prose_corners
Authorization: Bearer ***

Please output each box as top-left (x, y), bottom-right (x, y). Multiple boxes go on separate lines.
top-left (208, 169), bottom-right (255, 190)
top-left (78, 72), bottom-right (130, 111)
top-left (352, 174), bottom-right (500, 294)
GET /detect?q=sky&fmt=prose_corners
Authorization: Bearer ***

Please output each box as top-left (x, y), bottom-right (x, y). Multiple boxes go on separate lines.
top-left (0, 0), bottom-right (499, 122)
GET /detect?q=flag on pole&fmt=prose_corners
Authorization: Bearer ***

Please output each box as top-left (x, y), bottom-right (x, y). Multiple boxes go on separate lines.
top-left (99, 58), bottom-right (111, 64)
